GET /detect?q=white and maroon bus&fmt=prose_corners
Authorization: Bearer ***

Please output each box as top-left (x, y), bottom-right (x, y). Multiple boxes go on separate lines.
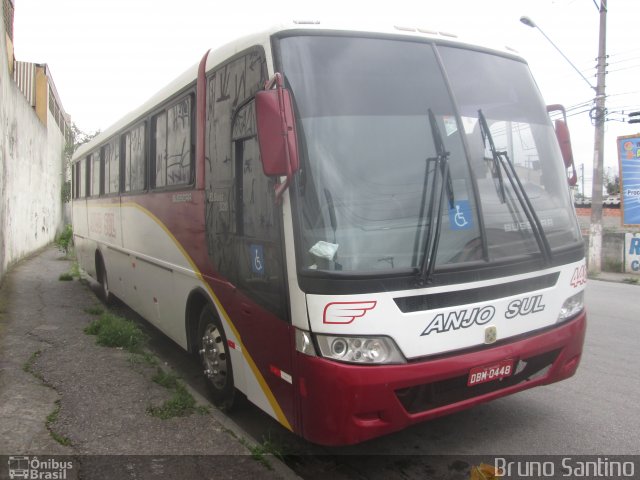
top-left (72, 23), bottom-right (587, 446)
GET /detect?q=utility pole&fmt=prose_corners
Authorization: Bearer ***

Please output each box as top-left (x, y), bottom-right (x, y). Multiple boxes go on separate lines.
top-left (588, 0), bottom-right (607, 274)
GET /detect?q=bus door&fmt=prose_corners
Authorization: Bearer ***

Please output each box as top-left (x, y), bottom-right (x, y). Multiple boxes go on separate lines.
top-left (205, 93), bottom-right (295, 428)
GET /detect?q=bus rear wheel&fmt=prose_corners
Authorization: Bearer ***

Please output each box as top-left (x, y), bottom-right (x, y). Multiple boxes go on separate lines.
top-left (197, 305), bottom-right (235, 410)
top-left (97, 257), bottom-right (112, 304)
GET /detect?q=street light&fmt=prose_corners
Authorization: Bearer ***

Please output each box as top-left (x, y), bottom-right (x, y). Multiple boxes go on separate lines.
top-left (519, 16), bottom-right (596, 92)
top-left (520, 7), bottom-right (608, 274)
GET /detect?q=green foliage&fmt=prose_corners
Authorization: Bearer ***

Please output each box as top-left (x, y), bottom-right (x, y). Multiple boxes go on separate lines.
top-left (84, 312), bottom-right (146, 353)
top-left (61, 180), bottom-right (72, 204)
top-left (147, 382), bottom-right (197, 419)
top-left (603, 257), bottom-right (623, 273)
top-left (58, 273), bottom-right (73, 281)
top-left (23, 350), bottom-right (44, 382)
top-left (84, 305), bottom-right (104, 316)
top-left (604, 170), bottom-right (620, 195)
top-left (55, 225), bottom-right (74, 255)
top-left (46, 400), bottom-right (72, 446)
top-left (147, 367), bottom-right (208, 419)
top-left (152, 368), bottom-right (180, 390)
top-left (128, 351), bottom-right (159, 368)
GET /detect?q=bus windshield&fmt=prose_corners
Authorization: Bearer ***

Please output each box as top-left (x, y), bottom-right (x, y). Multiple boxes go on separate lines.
top-left (278, 35), bottom-right (582, 275)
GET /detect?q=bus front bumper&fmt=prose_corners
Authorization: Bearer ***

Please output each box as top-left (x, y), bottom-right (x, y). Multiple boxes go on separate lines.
top-left (296, 311), bottom-right (586, 446)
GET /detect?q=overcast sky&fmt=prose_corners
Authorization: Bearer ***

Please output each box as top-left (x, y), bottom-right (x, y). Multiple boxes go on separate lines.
top-left (11, 0), bottom-right (639, 195)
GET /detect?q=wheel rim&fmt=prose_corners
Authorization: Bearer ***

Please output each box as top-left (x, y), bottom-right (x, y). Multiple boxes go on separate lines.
top-left (200, 324), bottom-right (228, 390)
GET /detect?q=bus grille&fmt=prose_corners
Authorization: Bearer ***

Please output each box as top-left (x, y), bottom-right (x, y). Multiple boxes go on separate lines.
top-left (394, 273), bottom-right (559, 313)
top-left (395, 349), bottom-right (560, 414)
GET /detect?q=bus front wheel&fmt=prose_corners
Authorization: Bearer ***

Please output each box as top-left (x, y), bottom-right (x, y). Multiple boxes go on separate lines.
top-left (197, 304), bottom-right (235, 410)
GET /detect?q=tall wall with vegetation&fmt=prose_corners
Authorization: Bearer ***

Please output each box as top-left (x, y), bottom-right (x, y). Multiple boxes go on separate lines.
top-left (0, 1), bottom-right (66, 282)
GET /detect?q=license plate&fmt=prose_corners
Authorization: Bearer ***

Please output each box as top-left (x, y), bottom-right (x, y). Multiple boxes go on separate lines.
top-left (467, 359), bottom-right (514, 387)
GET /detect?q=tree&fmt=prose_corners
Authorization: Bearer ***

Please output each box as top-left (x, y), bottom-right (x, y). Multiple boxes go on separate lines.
top-left (604, 171), bottom-right (620, 196)
top-left (61, 123), bottom-right (100, 203)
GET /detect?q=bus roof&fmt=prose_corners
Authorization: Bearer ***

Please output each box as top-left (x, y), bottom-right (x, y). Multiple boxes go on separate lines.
top-left (72, 22), bottom-right (522, 161)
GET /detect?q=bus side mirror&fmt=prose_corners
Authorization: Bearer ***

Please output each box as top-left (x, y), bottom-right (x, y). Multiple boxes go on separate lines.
top-left (547, 104), bottom-right (577, 186)
top-left (256, 73), bottom-right (299, 202)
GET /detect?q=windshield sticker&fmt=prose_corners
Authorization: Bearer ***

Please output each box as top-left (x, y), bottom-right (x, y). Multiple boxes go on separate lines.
top-left (448, 200), bottom-right (473, 230)
top-left (249, 244), bottom-right (265, 276)
top-left (504, 218), bottom-right (554, 232)
top-left (443, 116), bottom-right (458, 136)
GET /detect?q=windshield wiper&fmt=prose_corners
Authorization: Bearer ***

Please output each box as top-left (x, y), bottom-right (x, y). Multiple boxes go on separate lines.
top-left (414, 110), bottom-right (454, 286)
top-left (477, 110), bottom-right (552, 265)
top-left (478, 110), bottom-right (507, 204)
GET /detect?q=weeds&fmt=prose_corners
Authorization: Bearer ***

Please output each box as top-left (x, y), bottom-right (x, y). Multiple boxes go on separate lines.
top-left (23, 352), bottom-right (71, 446)
top-left (59, 262), bottom-right (80, 282)
top-left (84, 305), bottom-right (104, 315)
top-left (147, 367), bottom-right (209, 419)
top-left (84, 312), bottom-right (146, 353)
top-left (46, 400), bottom-right (72, 446)
top-left (55, 225), bottom-right (74, 256)
top-left (128, 351), bottom-right (158, 368)
top-left (70, 261), bottom-right (81, 278)
top-left (623, 277), bottom-right (639, 285)
top-left (23, 350), bottom-right (46, 384)
top-left (239, 437), bottom-right (273, 470)
top-left (152, 368), bottom-right (180, 390)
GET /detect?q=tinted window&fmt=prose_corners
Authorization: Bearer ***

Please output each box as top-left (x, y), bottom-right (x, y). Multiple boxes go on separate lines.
top-left (153, 96), bottom-right (193, 188)
top-left (102, 138), bottom-right (120, 195)
top-left (123, 123), bottom-right (146, 192)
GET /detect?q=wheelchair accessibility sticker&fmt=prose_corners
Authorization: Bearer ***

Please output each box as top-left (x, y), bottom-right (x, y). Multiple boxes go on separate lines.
top-left (249, 244), bottom-right (265, 275)
top-left (448, 200), bottom-right (473, 230)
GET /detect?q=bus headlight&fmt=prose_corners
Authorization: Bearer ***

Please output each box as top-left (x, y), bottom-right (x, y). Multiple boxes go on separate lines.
top-left (315, 334), bottom-right (406, 364)
top-left (557, 291), bottom-right (584, 323)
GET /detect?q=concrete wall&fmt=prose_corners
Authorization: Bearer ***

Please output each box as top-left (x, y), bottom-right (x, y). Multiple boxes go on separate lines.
top-left (575, 208), bottom-right (640, 273)
top-left (0, 2), bottom-right (66, 283)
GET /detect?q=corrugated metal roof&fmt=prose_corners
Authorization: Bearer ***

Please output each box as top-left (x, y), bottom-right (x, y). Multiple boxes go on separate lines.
top-left (13, 61), bottom-right (37, 106)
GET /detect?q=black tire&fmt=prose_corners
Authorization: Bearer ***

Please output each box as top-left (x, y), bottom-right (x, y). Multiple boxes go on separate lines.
top-left (197, 304), bottom-right (235, 410)
top-left (97, 256), bottom-right (112, 304)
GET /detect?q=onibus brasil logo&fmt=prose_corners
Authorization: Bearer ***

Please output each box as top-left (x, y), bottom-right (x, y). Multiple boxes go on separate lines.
top-left (7, 456), bottom-right (73, 479)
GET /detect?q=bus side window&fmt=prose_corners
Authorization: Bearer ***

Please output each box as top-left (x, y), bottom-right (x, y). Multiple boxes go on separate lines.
top-left (102, 138), bottom-right (120, 195)
top-left (89, 151), bottom-right (101, 197)
top-left (123, 123), bottom-right (146, 193)
top-left (152, 95), bottom-right (193, 189)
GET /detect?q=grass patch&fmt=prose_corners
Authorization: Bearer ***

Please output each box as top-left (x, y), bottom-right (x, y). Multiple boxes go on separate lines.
top-left (147, 383), bottom-right (196, 419)
top-left (59, 263), bottom-right (80, 282)
top-left (46, 400), bottom-right (72, 446)
top-left (152, 368), bottom-right (180, 389)
top-left (55, 224), bottom-right (74, 256)
top-left (239, 437), bottom-right (273, 470)
top-left (129, 351), bottom-right (158, 368)
top-left (23, 350), bottom-right (46, 383)
top-left (70, 261), bottom-right (81, 278)
top-left (623, 277), bottom-right (639, 285)
top-left (84, 312), bottom-right (146, 353)
top-left (147, 368), bottom-right (209, 419)
top-left (84, 305), bottom-right (104, 315)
